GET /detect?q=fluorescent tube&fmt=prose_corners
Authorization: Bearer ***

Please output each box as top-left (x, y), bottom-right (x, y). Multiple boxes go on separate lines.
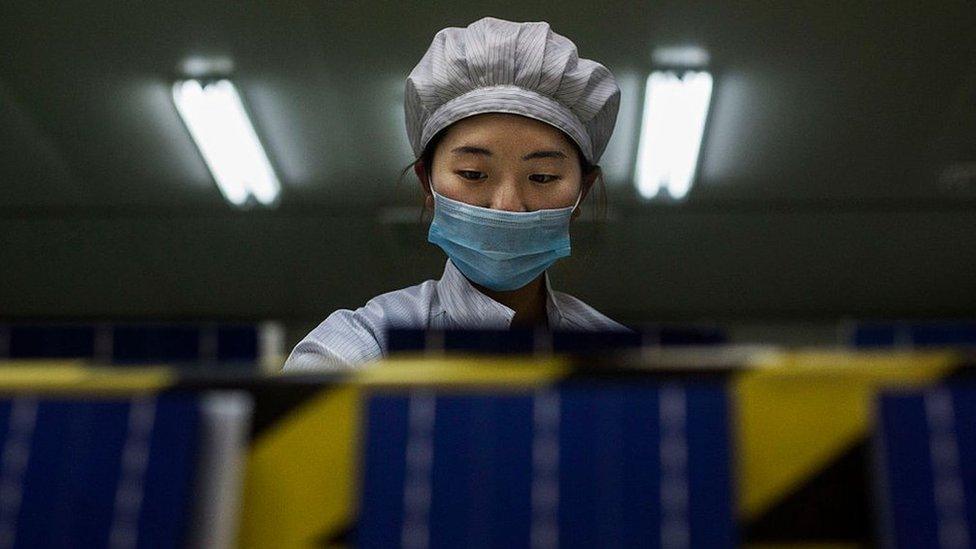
top-left (172, 79), bottom-right (280, 206)
top-left (634, 71), bottom-right (713, 200)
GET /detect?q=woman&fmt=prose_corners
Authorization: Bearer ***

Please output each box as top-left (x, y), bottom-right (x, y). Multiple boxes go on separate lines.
top-left (285, 16), bottom-right (627, 371)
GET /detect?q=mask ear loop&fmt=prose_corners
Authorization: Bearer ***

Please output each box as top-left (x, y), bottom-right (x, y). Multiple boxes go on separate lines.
top-left (570, 186), bottom-right (585, 216)
top-left (427, 172), bottom-right (438, 198)
top-left (421, 171), bottom-right (439, 224)
top-left (428, 175), bottom-right (452, 206)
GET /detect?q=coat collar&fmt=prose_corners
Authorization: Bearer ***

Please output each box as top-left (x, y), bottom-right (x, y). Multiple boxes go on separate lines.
top-left (434, 259), bottom-right (566, 329)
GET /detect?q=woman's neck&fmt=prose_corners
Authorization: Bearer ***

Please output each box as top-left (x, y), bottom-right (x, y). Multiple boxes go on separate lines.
top-left (472, 274), bottom-right (549, 329)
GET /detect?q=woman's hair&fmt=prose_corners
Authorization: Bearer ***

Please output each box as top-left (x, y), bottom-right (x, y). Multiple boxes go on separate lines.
top-left (396, 125), bottom-right (608, 223)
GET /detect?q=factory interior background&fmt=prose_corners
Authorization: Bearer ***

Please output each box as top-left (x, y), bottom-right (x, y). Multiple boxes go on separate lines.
top-left (1, 3), bottom-right (976, 549)
top-left (2, 1), bottom-right (973, 353)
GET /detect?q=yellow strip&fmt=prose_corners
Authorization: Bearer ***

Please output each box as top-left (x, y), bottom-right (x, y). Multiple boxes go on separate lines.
top-left (238, 386), bottom-right (361, 549)
top-left (0, 364), bottom-right (174, 395)
top-left (353, 355), bottom-right (570, 387)
top-left (735, 349), bottom-right (957, 520)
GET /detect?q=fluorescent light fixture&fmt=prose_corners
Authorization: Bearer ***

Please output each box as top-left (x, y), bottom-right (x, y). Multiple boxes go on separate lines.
top-left (179, 56), bottom-right (235, 78)
top-left (172, 79), bottom-right (280, 206)
top-left (651, 46), bottom-right (710, 68)
top-left (634, 71), bottom-right (713, 200)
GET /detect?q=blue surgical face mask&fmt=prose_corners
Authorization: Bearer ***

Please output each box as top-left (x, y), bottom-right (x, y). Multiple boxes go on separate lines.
top-left (427, 179), bottom-right (582, 292)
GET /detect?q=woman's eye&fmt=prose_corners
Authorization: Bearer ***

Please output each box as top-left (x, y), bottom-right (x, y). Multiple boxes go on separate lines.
top-left (530, 174), bottom-right (561, 184)
top-left (457, 170), bottom-right (484, 181)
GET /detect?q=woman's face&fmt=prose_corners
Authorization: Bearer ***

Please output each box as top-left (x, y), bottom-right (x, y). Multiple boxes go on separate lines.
top-left (420, 113), bottom-right (594, 213)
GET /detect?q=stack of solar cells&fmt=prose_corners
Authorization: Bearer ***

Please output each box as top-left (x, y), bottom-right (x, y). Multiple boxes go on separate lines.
top-left (0, 327), bottom-right (974, 548)
top-left (852, 321), bottom-right (976, 348)
top-left (0, 322), bottom-right (278, 366)
top-left (386, 325), bottom-right (727, 356)
top-left (0, 393), bottom-right (251, 549)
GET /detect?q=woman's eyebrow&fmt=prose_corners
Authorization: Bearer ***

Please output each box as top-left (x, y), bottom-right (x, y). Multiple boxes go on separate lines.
top-left (451, 145), bottom-right (492, 157)
top-left (522, 150), bottom-right (568, 161)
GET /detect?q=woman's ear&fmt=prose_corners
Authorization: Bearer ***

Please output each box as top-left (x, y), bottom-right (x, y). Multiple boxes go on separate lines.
top-left (415, 160), bottom-right (432, 196)
top-left (572, 166), bottom-right (600, 219)
top-left (415, 160), bottom-right (434, 212)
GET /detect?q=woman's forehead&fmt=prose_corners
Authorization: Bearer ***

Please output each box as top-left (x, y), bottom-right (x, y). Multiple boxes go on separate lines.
top-left (442, 113), bottom-right (576, 151)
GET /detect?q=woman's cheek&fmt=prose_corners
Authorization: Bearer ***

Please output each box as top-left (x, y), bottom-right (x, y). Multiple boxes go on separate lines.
top-left (537, 181), bottom-right (579, 209)
top-left (440, 178), bottom-right (481, 204)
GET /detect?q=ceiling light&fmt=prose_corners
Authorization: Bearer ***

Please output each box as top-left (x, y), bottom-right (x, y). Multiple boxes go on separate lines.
top-left (651, 46), bottom-right (710, 68)
top-left (172, 79), bottom-right (280, 207)
top-left (634, 71), bottom-right (713, 200)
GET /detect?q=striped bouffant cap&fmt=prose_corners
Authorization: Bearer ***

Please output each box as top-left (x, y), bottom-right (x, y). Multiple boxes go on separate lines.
top-left (404, 16), bottom-right (621, 165)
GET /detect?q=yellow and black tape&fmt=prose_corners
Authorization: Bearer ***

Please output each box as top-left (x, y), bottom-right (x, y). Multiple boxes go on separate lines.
top-left (735, 350), bottom-right (960, 545)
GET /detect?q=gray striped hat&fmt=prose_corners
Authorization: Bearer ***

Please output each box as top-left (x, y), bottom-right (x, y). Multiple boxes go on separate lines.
top-left (404, 16), bottom-right (621, 165)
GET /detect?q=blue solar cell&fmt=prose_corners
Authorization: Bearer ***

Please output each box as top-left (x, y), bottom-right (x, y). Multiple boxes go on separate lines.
top-left (112, 325), bottom-right (200, 364)
top-left (9, 325), bottom-right (96, 359)
top-left (910, 322), bottom-right (976, 346)
top-left (875, 386), bottom-right (976, 548)
top-left (216, 325), bottom-right (259, 361)
top-left (360, 384), bottom-right (734, 548)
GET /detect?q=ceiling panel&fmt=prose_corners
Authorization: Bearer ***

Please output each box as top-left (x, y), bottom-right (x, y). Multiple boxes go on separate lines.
top-left (1, 1), bottom-right (973, 210)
